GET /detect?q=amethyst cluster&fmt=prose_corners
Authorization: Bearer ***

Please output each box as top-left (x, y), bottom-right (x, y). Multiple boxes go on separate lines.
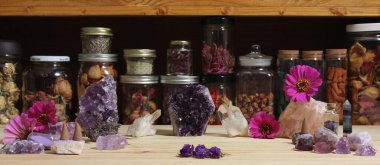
top-left (169, 84), bottom-right (215, 136)
top-left (0, 140), bottom-right (44, 154)
top-left (76, 76), bottom-right (120, 141)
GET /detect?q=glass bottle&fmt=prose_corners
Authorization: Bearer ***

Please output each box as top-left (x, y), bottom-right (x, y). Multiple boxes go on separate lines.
top-left (124, 49), bottom-right (156, 75)
top-left (167, 40), bottom-right (192, 75)
top-left (81, 27), bottom-right (113, 54)
top-left (324, 103), bottom-right (339, 134)
top-left (301, 50), bottom-right (325, 101)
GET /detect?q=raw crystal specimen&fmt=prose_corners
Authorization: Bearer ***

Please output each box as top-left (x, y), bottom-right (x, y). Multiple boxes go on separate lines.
top-left (0, 140), bottom-right (44, 154)
top-left (356, 145), bottom-right (376, 156)
top-left (295, 134), bottom-right (313, 151)
top-left (49, 122), bottom-right (76, 140)
top-left (168, 84), bottom-right (215, 136)
top-left (348, 131), bottom-right (373, 151)
top-left (28, 132), bottom-right (54, 149)
top-left (126, 110), bottom-right (161, 137)
top-left (292, 132), bottom-right (306, 145)
top-left (324, 120), bottom-right (338, 134)
top-left (335, 137), bottom-right (351, 154)
top-left (218, 98), bottom-right (248, 137)
top-left (314, 127), bottom-right (338, 148)
top-left (96, 134), bottom-right (127, 150)
top-left (314, 142), bottom-right (333, 154)
top-left (51, 140), bottom-right (85, 155)
top-left (76, 76), bottom-right (120, 141)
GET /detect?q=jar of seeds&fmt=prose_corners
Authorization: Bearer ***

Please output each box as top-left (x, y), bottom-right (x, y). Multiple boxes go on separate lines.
top-left (167, 40), bottom-right (192, 75)
top-left (81, 27), bottom-right (113, 54)
top-left (124, 49), bottom-right (156, 75)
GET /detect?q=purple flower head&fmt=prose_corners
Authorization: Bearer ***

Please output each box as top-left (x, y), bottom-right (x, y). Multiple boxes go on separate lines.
top-left (249, 112), bottom-right (280, 139)
top-left (179, 144), bottom-right (194, 157)
top-left (194, 144), bottom-right (208, 159)
top-left (207, 146), bottom-right (222, 159)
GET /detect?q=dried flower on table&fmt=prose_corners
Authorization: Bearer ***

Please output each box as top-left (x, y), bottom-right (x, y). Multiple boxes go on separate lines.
top-left (1, 113), bottom-right (36, 144)
top-left (179, 144), bottom-right (194, 157)
top-left (207, 146), bottom-right (222, 159)
top-left (249, 111), bottom-right (279, 139)
top-left (193, 144), bottom-right (208, 159)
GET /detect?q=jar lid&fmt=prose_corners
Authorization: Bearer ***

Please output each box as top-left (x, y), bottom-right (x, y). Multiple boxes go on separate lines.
top-left (239, 45), bottom-right (272, 67)
top-left (170, 40), bottom-right (191, 46)
top-left (301, 50), bottom-right (323, 59)
top-left (325, 49), bottom-right (347, 58)
top-left (201, 74), bottom-right (235, 84)
top-left (202, 17), bottom-right (234, 25)
top-left (0, 40), bottom-right (22, 56)
top-left (120, 75), bottom-right (159, 84)
top-left (160, 75), bottom-right (199, 84)
top-left (346, 23), bottom-right (380, 32)
top-left (78, 53), bottom-right (118, 62)
top-left (123, 49), bottom-right (156, 58)
top-left (278, 50), bottom-right (299, 59)
top-left (81, 27), bottom-right (113, 35)
top-left (30, 56), bottom-right (70, 62)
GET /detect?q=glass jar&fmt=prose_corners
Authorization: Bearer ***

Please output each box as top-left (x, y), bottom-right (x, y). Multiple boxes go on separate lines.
top-left (81, 27), bottom-right (113, 54)
top-left (23, 56), bottom-right (73, 122)
top-left (301, 50), bottom-right (325, 101)
top-left (167, 40), bottom-right (192, 75)
top-left (236, 45), bottom-right (274, 121)
top-left (120, 75), bottom-right (159, 124)
top-left (78, 54), bottom-right (118, 99)
top-left (324, 103), bottom-right (339, 134)
top-left (325, 49), bottom-right (347, 124)
top-left (160, 75), bottom-right (199, 124)
top-left (201, 75), bottom-right (235, 125)
top-left (347, 23), bottom-right (380, 125)
top-left (276, 50), bottom-right (300, 119)
top-left (202, 17), bottom-right (235, 75)
top-left (124, 49), bottom-right (156, 75)
top-left (0, 40), bottom-right (22, 124)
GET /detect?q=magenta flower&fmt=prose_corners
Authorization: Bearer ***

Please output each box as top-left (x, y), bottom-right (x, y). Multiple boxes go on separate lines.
top-left (26, 101), bottom-right (56, 132)
top-left (1, 113), bottom-right (36, 144)
top-left (249, 112), bottom-right (280, 139)
top-left (283, 65), bottom-right (322, 103)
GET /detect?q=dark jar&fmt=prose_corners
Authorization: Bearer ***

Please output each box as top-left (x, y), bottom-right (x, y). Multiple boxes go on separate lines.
top-left (167, 40), bottom-right (192, 75)
top-left (301, 50), bottom-right (326, 101)
top-left (81, 27), bottom-right (113, 54)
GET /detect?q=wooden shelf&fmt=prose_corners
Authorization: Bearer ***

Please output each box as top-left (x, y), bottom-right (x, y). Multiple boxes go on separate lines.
top-left (0, 0), bottom-right (379, 17)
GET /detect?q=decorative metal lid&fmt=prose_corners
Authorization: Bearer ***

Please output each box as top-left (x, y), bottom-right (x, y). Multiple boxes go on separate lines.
top-left (239, 45), bottom-right (272, 67)
top-left (30, 56), bottom-right (70, 62)
top-left (123, 49), bottom-right (156, 58)
top-left (120, 75), bottom-right (159, 84)
top-left (301, 50), bottom-right (323, 59)
top-left (78, 53), bottom-right (118, 62)
top-left (160, 75), bottom-right (199, 84)
top-left (170, 40), bottom-right (191, 45)
top-left (278, 50), bottom-right (299, 59)
top-left (81, 27), bottom-right (113, 35)
top-left (325, 49), bottom-right (347, 58)
top-left (346, 23), bottom-right (380, 32)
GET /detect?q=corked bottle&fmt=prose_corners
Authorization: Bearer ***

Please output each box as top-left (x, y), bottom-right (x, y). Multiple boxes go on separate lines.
top-left (301, 50), bottom-right (325, 101)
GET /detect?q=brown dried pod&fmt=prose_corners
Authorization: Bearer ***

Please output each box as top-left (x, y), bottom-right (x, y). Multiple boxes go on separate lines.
top-left (54, 77), bottom-right (73, 100)
top-left (60, 122), bottom-right (70, 140)
top-left (88, 64), bottom-right (102, 80)
top-left (349, 42), bottom-right (365, 72)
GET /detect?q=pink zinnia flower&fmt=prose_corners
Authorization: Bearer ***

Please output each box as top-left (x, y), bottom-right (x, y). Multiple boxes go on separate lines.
top-left (283, 65), bottom-right (322, 103)
top-left (249, 112), bottom-right (280, 139)
top-left (1, 113), bottom-right (36, 144)
top-left (26, 101), bottom-right (56, 132)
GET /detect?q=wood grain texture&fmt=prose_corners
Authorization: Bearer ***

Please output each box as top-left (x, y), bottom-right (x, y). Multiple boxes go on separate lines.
top-left (0, 125), bottom-right (379, 165)
top-left (0, 0), bottom-right (379, 16)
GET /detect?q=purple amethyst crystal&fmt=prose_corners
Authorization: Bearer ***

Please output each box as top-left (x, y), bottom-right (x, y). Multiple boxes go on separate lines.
top-left (76, 76), bottom-right (120, 141)
top-left (292, 132), bottom-right (306, 145)
top-left (356, 145), bottom-right (376, 156)
top-left (193, 144), bottom-right (208, 159)
top-left (348, 132), bottom-right (373, 151)
top-left (314, 142), bottom-right (333, 154)
top-left (295, 134), bottom-right (313, 151)
top-left (314, 127), bottom-right (338, 148)
top-left (335, 137), bottom-right (351, 154)
top-left (168, 84), bottom-right (215, 136)
top-left (0, 140), bottom-right (44, 154)
top-left (96, 134), bottom-right (127, 150)
top-left (27, 132), bottom-right (54, 149)
top-left (179, 144), bottom-right (194, 157)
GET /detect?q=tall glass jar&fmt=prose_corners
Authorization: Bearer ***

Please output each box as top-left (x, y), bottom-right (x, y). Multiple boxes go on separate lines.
top-left (301, 50), bottom-right (325, 101)
top-left (23, 56), bottom-right (73, 122)
top-left (324, 103), bottom-right (339, 134)
top-left (347, 23), bottom-right (380, 125)
top-left (202, 17), bottom-right (234, 75)
top-left (276, 50), bottom-right (300, 119)
top-left (120, 75), bottom-right (159, 124)
top-left (325, 49), bottom-right (347, 124)
top-left (160, 75), bottom-right (199, 124)
top-left (81, 27), bottom-right (113, 54)
top-left (124, 49), bottom-right (156, 75)
top-left (78, 54), bottom-right (118, 99)
top-left (0, 40), bottom-right (22, 124)
top-left (167, 40), bottom-right (192, 75)
top-left (236, 45), bottom-right (274, 121)
top-left (201, 75), bottom-right (235, 125)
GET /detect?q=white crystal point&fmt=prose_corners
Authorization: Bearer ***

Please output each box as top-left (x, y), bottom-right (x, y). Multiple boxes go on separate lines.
top-left (51, 140), bottom-right (85, 155)
top-left (218, 100), bottom-right (248, 137)
top-left (127, 110), bottom-right (161, 137)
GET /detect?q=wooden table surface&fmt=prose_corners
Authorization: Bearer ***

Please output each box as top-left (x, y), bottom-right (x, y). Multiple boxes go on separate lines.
top-left (0, 125), bottom-right (379, 165)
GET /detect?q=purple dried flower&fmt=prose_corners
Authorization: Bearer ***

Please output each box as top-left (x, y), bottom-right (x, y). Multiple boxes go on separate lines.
top-left (179, 144), bottom-right (194, 157)
top-left (193, 144), bottom-right (208, 159)
top-left (207, 146), bottom-right (222, 159)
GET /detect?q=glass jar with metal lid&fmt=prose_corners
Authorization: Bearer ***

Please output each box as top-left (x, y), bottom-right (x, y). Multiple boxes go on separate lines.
top-left (81, 27), bottom-right (113, 54)
top-left (23, 56), bottom-right (73, 122)
top-left (167, 40), bottom-right (192, 75)
top-left (120, 75), bottom-right (160, 124)
top-left (160, 75), bottom-right (199, 124)
top-left (77, 53), bottom-right (118, 99)
top-left (124, 49), bottom-right (156, 75)
top-left (301, 50), bottom-right (325, 101)
top-left (236, 45), bottom-right (274, 121)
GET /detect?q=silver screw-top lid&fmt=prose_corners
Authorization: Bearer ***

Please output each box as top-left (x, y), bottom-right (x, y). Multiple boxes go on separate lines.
top-left (120, 75), bottom-right (159, 84)
top-left (30, 56), bottom-right (70, 62)
top-left (123, 49), bottom-right (156, 58)
top-left (160, 75), bottom-right (199, 84)
top-left (78, 53), bottom-right (118, 62)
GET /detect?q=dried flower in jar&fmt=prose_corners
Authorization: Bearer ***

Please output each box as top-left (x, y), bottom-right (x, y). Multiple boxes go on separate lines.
top-left (123, 88), bottom-right (158, 124)
top-left (202, 43), bottom-right (234, 74)
top-left (0, 63), bottom-right (20, 124)
top-left (236, 93), bottom-right (274, 121)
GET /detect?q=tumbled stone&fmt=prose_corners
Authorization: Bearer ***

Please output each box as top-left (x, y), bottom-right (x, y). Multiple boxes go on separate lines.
top-left (96, 134), bottom-right (127, 150)
top-left (0, 140), bottom-right (44, 154)
top-left (126, 110), bottom-right (161, 137)
top-left (356, 145), bottom-right (376, 156)
top-left (314, 142), bottom-right (333, 154)
top-left (335, 137), bottom-right (351, 154)
top-left (348, 132), bottom-right (373, 151)
top-left (51, 140), bottom-right (85, 155)
top-left (295, 134), bottom-right (313, 151)
top-left (314, 127), bottom-right (338, 148)
top-left (292, 132), bottom-right (306, 145)
top-left (28, 132), bottom-right (54, 149)
top-left (324, 120), bottom-right (338, 134)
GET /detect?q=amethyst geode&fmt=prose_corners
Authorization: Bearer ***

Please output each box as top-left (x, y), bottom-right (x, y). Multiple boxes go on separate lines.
top-left (76, 76), bottom-right (120, 141)
top-left (169, 84), bottom-right (215, 136)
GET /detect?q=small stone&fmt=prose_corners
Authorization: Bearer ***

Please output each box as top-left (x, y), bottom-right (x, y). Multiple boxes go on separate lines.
top-left (292, 132), bottom-right (306, 145)
top-left (0, 140), bottom-right (44, 154)
top-left (27, 132), bottom-right (54, 149)
top-left (314, 142), bottom-right (333, 154)
top-left (348, 132), bottom-right (373, 151)
top-left (324, 120), bottom-right (338, 134)
top-left (96, 134), bottom-right (127, 150)
top-left (356, 145), bottom-right (376, 156)
top-left (314, 127), bottom-right (338, 148)
top-left (51, 140), bottom-right (85, 155)
top-left (335, 137), bottom-right (351, 154)
top-left (126, 110), bottom-right (161, 137)
top-left (295, 134), bottom-right (313, 151)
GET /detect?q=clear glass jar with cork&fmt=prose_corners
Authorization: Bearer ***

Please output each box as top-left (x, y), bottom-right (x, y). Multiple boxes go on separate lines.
top-left (301, 50), bottom-right (325, 101)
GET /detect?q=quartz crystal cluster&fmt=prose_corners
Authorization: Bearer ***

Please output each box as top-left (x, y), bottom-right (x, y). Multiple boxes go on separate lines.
top-left (126, 110), bottom-right (161, 137)
top-left (76, 76), bottom-right (120, 141)
top-left (0, 140), bottom-right (44, 154)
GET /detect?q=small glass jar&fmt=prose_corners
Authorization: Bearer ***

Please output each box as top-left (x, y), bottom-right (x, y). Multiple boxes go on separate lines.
top-left (78, 54), bottom-right (118, 99)
top-left (236, 45), bottom-right (274, 121)
top-left (301, 50), bottom-right (325, 101)
top-left (167, 40), bottom-right (192, 75)
top-left (81, 27), bottom-right (113, 54)
top-left (124, 49), bottom-right (156, 75)
top-left (201, 75), bottom-right (235, 125)
top-left (325, 49), bottom-right (347, 124)
top-left (120, 75), bottom-right (159, 124)
top-left (160, 75), bottom-right (199, 124)
top-left (23, 56), bottom-right (73, 122)
top-left (324, 103), bottom-right (339, 134)
top-left (202, 17), bottom-right (235, 75)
